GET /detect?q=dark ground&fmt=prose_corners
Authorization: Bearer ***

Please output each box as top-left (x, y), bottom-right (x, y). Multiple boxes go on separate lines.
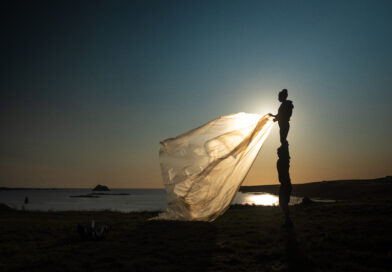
top-left (1, 178), bottom-right (392, 271)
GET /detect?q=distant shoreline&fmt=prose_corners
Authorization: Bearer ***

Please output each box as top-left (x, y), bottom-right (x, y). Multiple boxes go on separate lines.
top-left (240, 176), bottom-right (392, 200)
top-left (0, 187), bottom-right (62, 191)
top-left (2, 176), bottom-right (391, 201)
top-left (0, 187), bottom-right (165, 191)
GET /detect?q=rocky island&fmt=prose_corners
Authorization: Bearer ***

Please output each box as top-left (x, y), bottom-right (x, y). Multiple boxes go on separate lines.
top-left (92, 184), bottom-right (110, 191)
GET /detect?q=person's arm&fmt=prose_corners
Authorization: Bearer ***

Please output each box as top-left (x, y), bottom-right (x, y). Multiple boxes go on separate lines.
top-left (268, 113), bottom-right (278, 122)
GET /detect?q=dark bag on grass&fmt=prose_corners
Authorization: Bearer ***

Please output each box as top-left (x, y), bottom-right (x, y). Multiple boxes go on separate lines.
top-left (77, 220), bottom-right (110, 240)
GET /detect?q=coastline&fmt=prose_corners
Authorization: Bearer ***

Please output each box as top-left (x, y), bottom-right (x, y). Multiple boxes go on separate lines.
top-left (240, 176), bottom-right (392, 200)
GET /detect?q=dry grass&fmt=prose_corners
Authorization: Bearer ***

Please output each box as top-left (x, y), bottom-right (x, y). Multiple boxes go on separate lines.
top-left (1, 200), bottom-right (391, 272)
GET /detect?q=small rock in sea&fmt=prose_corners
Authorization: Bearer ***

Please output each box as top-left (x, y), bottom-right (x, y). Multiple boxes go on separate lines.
top-left (92, 184), bottom-right (110, 191)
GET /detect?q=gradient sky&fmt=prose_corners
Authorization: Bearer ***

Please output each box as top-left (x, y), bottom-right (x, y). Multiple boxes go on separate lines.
top-left (1, 0), bottom-right (391, 188)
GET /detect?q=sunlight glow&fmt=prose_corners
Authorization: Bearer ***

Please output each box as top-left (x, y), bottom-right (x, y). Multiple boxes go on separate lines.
top-left (248, 194), bottom-right (279, 206)
top-left (232, 112), bottom-right (262, 129)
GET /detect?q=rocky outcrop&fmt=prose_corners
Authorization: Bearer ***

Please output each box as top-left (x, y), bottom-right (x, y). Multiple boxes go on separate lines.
top-left (92, 184), bottom-right (110, 191)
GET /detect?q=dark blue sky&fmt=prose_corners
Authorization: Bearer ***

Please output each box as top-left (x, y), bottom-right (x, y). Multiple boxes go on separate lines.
top-left (1, 0), bottom-right (391, 188)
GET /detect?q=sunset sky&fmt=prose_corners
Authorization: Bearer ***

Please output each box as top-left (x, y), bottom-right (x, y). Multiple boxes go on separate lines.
top-left (1, 0), bottom-right (391, 188)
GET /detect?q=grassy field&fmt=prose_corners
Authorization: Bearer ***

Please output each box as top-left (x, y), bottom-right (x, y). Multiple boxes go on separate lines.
top-left (1, 199), bottom-right (391, 272)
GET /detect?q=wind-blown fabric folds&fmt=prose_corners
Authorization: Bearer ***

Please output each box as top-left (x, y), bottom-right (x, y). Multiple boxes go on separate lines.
top-left (153, 113), bottom-right (274, 222)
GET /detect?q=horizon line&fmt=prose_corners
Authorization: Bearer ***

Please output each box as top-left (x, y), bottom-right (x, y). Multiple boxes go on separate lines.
top-left (1, 175), bottom-right (390, 190)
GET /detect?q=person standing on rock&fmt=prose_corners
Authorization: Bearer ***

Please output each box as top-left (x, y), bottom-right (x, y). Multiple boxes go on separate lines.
top-left (271, 89), bottom-right (294, 228)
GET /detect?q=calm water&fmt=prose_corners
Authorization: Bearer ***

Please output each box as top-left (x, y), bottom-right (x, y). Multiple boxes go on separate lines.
top-left (0, 189), bottom-right (305, 212)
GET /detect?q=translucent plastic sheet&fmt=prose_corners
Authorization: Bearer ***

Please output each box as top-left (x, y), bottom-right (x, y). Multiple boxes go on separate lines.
top-left (153, 113), bottom-right (274, 222)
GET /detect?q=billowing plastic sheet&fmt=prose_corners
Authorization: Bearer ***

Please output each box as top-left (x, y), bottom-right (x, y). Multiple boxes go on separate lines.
top-left (153, 113), bottom-right (274, 222)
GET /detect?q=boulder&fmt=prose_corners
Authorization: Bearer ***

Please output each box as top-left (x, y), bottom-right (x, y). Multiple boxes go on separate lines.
top-left (92, 184), bottom-right (110, 191)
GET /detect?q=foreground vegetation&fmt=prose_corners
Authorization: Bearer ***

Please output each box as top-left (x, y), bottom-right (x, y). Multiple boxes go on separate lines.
top-left (1, 199), bottom-right (391, 272)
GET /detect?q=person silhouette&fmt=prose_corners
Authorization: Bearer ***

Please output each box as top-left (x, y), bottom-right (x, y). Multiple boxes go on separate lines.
top-left (271, 89), bottom-right (293, 144)
top-left (271, 89), bottom-right (294, 228)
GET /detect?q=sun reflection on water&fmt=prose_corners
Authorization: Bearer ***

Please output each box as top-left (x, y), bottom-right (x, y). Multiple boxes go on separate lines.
top-left (233, 192), bottom-right (280, 206)
top-left (232, 192), bottom-right (305, 206)
top-left (248, 194), bottom-right (279, 206)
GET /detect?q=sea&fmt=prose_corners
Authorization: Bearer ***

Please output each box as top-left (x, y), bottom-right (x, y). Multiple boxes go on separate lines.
top-left (0, 189), bottom-right (306, 212)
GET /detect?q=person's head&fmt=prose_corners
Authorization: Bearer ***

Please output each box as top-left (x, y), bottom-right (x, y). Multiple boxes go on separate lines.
top-left (278, 89), bottom-right (288, 102)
